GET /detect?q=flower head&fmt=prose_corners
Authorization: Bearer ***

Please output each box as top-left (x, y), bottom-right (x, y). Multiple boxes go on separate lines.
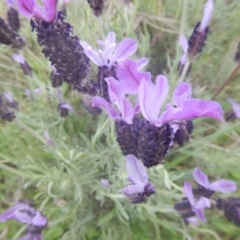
top-left (81, 32), bottom-right (138, 67)
top-left (0, 201), bottom-right (47, 239)
top-left (17, 0), bottom-right (58, 22)
top-left (120, 154), bottom-right (155, 203)
top-left (228, 98), bottom-right (240, 119)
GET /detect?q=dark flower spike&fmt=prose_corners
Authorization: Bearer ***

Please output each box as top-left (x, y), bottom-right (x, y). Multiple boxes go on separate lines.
top-left (193, 167), bottom-right (237, 194)
top-left (0, 201), bottom-right (47, 239)
top-left (187, 0), bottom-right (213, 56)
top-left (137, 120), bottom-right (172, 168)
top-left (7, 7), bottom-right (20, 32)
top-left (12, 54), bottom-right (32, 76)
top-left (18, 0), bottom-right (58, 22)
top-left (31, 12), bottom-right (90, 89)
top-left (216, 198), bottom-right (240, 227)
top-left (0, 17), bottom-right (25, 49)
top-left (87, 0), bottom-right (105, 17)
top-left (120, 154), bottom-right (155, 203)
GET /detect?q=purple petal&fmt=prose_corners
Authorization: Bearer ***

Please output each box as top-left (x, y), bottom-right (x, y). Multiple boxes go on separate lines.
top-left (209, 180), bottom-right (237, 193)
top-left (179, 34), bottom-right (188, 53)
top-left (105, 77), bottom-right (124, 107)
top-left (119, 98), bottom-right (134, 124)
top-left (17, 0), bottom-right (35, 18)
top-left (61, 103), bottom-right (74, 113)
top-left (101, 179), bottom-right (110, 188)
top-left (199, 0), bottom-right (214, 32)
top-left (186, 217), bottom-right (199, 226)
top-left (183, 181), bottom-right (194, 205)
top-left (193, 167), bottom-right (209, 189)
top-left (42, 0), bottom-right (58, 22)
top-left (136, 58), bottom-right (149, 70)
top-left (172, 82), bottom-right (192, 107)
top-left (12, 54), bottom-right (25, 64)
top-left (193, 197), bottom-right (210, 222)
top-left (92, 96), bottom-right (121, 121)
top-left (5, 0), bottom-right (15, 7)
top-left (125, 154), bottom-right (148, 185)
top-left (31, 211), bottom-right (47, 227)
top-left (0, 202), bottom-right (33, 224)
top-left (139, 75), bottom-right (168, 124)
top-left (104, 32), bottom-right (116, 46)
top-left (117, 59), bottom-right (151, 94)
top-left (228, 98), bottom-right (240, 118)
top-left (114, 38), bottom-right (138, 61)
top-left (159, 99), bottom-right (223, 125)
top-left (120, 183), bottom-right (145, 195)
top-left (4, 92), bottom-right (14, 103)
top-left (84, 48), bottom-right (103, 66)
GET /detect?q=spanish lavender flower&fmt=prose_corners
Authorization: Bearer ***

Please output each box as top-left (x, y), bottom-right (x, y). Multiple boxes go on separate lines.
top-left (192, 167), bottom-right (237, 198)
top-left (29, 12), bottom-right (90, 89)
top-left (0, 201), bottom-right (47, 240)
top-left (216, 198), bottom-right (240, 227)
top-left (12, 54), bottom-right (32, 76)
top-left (120, 154), bottom-right (155, 203)
top-left (87, 0), bottom-right (105, 16)
top-left (188, 0), bottom-right (213, 56)
top-left (0, 94), bottom-right (15, 121)
top-left (225, 98), bottom-right (240, 121)
top-left (0, 17), bottom-right (25, 48)
top-left (176, 181), bottom-right (211, 222)
top-left (81, 31), bottom-right (138, 67)
top-left (25, 88), bottom-right (42, 101)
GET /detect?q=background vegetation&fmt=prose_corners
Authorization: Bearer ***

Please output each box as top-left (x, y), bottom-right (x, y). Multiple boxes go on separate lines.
top-left (0, 0), bottom-right (240, 239)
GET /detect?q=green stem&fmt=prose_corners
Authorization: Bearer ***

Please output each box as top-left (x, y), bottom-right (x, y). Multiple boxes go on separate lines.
top-left (14, 119), bottom-right (46, 144)
top-left (211, 64), bottom-right (240, 100)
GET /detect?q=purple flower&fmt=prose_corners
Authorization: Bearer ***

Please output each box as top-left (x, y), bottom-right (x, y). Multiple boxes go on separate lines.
top-left (81, 32), bottom-right (138, 67)
top-left (183, 181), bottom-right (210, 222)
top-left (101, 179), bottom-right (110, 188)
top-left (0, 201), bottom-right (47, 240)
top-left (228, 98), bottom-right (240, 119)
top-left (92, 77), bottom-right (135, 124)
top-left (5, 0), bottom-right (15, 7)
top-left (199, 0), bottom-right (214, 33)
top-left (120, 154), bottom-right (155, 203)
top-left (155, 82), bottom-right (223, 126)
top-left (44, 131), bottom-right (56, 147)
top-left (17, 0), bottom-right (58, 22)
top-left (193, 167), bottom-right (237, 194)
top-left (117, 58), bottom-right (151, 94)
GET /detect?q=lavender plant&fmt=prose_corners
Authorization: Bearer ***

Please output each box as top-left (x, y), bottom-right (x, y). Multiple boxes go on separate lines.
top-left (0, 0), bottom-right (240, 239)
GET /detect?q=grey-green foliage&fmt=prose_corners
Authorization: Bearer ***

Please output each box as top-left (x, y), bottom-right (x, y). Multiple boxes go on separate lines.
top-left (0, 0), bottom-right (240, 239)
